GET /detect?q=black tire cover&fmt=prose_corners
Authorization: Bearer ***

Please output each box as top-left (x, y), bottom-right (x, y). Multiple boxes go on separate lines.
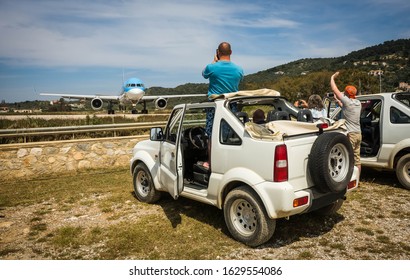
top-left (308, 132), bottom-right (354, 193)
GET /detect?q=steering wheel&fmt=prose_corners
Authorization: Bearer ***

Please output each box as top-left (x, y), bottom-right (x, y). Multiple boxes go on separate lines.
top-left (188, 127), bottom-right (207, 150)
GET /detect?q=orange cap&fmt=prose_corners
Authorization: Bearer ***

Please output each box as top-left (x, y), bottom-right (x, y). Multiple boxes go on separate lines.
top-left (344, 85), bottom-right (357, 99)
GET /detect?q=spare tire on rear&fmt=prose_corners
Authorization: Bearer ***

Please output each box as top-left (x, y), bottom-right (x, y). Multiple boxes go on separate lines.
top-left (308, 132), bottom-right (354, 193)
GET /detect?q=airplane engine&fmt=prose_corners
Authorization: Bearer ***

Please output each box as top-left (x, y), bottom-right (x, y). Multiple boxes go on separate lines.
top-left (91, 98), bottom-right (103, 110)
top-left (155, 98), bottom-right (167, 109)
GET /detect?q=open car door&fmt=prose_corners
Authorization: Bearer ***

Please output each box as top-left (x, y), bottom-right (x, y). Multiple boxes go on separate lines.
top-left (159, 106), bottom-right (185, 199)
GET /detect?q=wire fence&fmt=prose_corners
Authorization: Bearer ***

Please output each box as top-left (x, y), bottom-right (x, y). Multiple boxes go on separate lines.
top-left (0, 121), bottom-right (168, 144)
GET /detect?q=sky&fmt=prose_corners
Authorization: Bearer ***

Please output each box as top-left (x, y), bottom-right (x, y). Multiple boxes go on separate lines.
top-left (0, 0), bottom-right (409, 103)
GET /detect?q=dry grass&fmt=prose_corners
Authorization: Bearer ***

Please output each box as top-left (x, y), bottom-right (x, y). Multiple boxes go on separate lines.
top-left (1, 167), bottom-right (409, 260)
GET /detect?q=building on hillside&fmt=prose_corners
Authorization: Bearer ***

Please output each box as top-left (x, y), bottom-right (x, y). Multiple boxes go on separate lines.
top-left (14, 109), bottom-right (33, 113)
top-left (368, 70), bottom-right (383, 76)
top-left (399, 82), bottom-right (410, 91)
top-left (0, 107), bottom-right (9, 113)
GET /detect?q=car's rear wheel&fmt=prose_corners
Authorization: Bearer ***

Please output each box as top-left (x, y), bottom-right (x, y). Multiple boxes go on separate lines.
top-left (133, 162), bottom-right (161, 203)
top-left (396, 154), bottom-right (410, 190)
top-left (224, 186), bottom-right (275, 247)
top-left (309, 132), bottom-right (354, 193)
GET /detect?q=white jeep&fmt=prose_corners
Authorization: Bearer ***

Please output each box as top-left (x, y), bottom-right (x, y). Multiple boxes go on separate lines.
top-left (326, 91), bottom-right (410, 190)
top-left (130, 90), bottom-right (359, 246)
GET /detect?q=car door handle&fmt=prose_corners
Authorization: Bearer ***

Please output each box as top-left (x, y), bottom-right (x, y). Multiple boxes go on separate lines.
top-left (171, 152), bottom-right (175, 157)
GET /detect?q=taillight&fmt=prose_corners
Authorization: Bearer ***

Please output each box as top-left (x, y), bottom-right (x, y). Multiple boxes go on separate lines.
top-left (348, 180), bottom-right (357, 189)
top-left (317, 123), bottom-right (329, 129)
top-left (293, 196), bottom-right (309, 207)
top-left (316, 123), bottom-right (329, 134)
top-left (274, 144), bottom-right (288, 182)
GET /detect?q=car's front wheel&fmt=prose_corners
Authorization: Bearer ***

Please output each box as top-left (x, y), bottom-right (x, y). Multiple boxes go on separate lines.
top-left (223, 186), bottom-right (275, 247)
top-left (133, 162), bottom-right (161, 203)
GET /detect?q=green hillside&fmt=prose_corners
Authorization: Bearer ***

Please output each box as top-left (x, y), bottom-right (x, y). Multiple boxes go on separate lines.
top-left (151, 38), bottom-right (410, 103)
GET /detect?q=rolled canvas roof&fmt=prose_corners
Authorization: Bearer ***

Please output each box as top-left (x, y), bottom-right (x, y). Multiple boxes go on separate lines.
top-left (209, 88), bottom-right (281, 100)
top-left (245, 119), bottom-right (347, 141)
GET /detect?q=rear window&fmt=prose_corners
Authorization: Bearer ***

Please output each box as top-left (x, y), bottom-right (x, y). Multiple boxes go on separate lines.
top-left (227, 96), bottom-right (298, 124)
top-left (393, 92), bottom-right (410, 108)
top-left (390, 107), bottom-right (410, 123)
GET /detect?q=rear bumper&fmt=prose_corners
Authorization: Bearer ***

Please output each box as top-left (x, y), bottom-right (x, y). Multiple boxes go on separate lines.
top-left (304, 189), bottom-right (346, 213)
top-left (254, 181), bottom-right (312, 219)
top-left (253, 167), bottom-right (359, 219)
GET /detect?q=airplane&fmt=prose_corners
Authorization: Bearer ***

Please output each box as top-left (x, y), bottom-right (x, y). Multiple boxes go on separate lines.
top-left (40, 77), bottom-right (206, 114)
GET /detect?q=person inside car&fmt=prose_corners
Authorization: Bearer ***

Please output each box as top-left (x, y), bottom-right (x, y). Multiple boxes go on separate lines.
top-left (252, 109), bottom-right (266, 124)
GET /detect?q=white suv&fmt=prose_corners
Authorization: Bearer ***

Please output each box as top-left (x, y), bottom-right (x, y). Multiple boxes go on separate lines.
top-left (326, 91), bottom-right (410, 190)
top-left (130, 90), bottom-right (359, 246)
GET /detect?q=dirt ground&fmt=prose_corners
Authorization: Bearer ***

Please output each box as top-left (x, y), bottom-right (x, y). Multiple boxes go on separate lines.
top-left (0, 167), bottom-right (409, 260)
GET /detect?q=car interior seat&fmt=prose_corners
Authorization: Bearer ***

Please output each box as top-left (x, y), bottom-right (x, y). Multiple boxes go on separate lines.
top-left (360, 120), bottom-right (380, 157)
top-left (235, 111), bottom-right (249, 124)
top-left (297, 109), bottom-right (313, 122)
top-left (267, 110), bottom-right (290, 121)
top-left (192, 163), bottom-right (210, 186)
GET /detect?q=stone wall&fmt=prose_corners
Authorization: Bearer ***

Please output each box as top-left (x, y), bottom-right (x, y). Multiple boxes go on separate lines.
top-left (0, 136), bottom-right (148, 181)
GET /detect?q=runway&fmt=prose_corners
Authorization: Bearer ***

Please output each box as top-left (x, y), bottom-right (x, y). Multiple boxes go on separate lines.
top-left (0, 113), bottom-right (169, 121)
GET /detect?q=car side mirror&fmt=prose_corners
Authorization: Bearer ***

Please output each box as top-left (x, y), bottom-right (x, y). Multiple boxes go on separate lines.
top-left (150, 127), bottom-right (164, 141)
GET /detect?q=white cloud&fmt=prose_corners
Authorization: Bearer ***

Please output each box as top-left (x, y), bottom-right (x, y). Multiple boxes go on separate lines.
top-left (0, 0), bottom-right (409, 101)
top-left (0, 0), bottom-right (301, 70)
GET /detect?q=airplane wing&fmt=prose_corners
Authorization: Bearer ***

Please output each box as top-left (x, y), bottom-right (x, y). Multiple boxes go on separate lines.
top-left (141, 93), bottom-right (206, 100)
top-left (40, 93), bottom-right (120, 100)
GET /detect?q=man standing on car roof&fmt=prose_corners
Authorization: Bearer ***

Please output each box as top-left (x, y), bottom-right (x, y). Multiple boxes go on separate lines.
top-left (330, 71), bottom-right (362, 175)
top-left (201, 42), bottom-right (244, 169)
top-left (203, 42), bottom-right (244, 100)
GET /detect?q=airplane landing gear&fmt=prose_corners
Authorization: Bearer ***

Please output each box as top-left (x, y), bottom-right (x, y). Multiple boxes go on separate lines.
top-left (108, 101), bottom-right (115, 114)
top-left (119, 104), bottom-right (126, 112)
top-left (141, 100), bottom-right (148, 114)
top-left (130, 101), bottom-right (148, 114)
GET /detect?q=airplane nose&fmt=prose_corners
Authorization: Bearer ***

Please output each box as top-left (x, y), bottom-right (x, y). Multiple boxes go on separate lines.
top-left (126, 88), bottom-right (144, 100)
top-left (128, 88), bottom-right (144, 94)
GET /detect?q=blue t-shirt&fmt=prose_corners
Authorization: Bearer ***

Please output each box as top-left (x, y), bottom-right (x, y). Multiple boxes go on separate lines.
top-left (202, 61), bottom-right (244, 98)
